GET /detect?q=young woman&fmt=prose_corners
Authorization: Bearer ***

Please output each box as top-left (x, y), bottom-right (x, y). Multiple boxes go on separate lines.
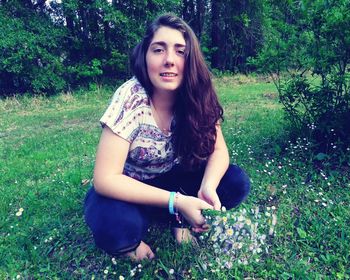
top-left (84, 14), bottom-right (250, 261)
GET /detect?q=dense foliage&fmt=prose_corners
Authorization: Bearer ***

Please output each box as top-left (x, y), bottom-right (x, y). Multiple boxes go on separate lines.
top-left (0, 0), bottom-right (263, 95)
top-left (0, 1), bottom-right (66, 94)
top-left (254, 0), bottom-right (350, 155)
top-left (209, 0), bottom-right (264, 72)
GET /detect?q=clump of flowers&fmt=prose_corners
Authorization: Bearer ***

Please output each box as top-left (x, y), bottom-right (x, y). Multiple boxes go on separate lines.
top-left (102, 258), bottom-right (142, 278)
top-left (199, 205), bottom-right (277, 268)
top-left (15, 208), bottom-right (24, 217)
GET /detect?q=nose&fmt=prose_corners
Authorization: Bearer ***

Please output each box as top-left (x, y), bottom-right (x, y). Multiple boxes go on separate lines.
top-left (164, 50), bottom-right (175, 67)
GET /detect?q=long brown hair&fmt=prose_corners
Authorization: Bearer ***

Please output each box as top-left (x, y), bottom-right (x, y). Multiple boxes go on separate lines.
top-left (131, 13), bottom-right (223, 169)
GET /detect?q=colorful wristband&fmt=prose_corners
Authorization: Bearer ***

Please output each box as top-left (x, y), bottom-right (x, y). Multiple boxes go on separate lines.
top-left (168, 192), bottom-right (176, 214)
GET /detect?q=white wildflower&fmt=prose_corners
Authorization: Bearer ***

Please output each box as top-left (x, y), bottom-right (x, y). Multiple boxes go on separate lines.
top-left (272, 214), bottom-right (277, 226)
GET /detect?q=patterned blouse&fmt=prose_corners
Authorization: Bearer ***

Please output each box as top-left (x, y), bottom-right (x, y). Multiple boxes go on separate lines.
top-left (100, 77), bottom-right (178, 181)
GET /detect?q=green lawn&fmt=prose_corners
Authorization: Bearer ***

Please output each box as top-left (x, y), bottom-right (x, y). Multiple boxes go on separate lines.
top-left (1, 76), bottom-right (349, 279)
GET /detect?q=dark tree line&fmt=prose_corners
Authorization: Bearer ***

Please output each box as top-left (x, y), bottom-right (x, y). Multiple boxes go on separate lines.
top-left (0, 0), bottom-right (265, 95)
top-left (210, 0), bottom-right (264, 71)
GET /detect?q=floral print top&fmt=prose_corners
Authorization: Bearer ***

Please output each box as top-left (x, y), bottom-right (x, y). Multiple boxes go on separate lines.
top-left (100, 77), bottom-right (178, 180)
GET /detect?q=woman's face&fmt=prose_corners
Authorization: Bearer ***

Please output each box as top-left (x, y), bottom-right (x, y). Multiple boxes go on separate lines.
top-left (146, 26), bottom-right (186, 95)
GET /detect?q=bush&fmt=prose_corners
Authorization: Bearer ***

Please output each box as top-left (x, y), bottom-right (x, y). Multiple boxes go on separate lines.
top-left (254, 0), bottom-right (350, 156)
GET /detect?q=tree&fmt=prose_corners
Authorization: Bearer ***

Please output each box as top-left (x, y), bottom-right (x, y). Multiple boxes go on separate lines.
top-left (0, 1), bottom-right (66, 95)
top-left (182, 0), bottom-right (206, 40)
top-left (209, 0), bottom-right (264, 72)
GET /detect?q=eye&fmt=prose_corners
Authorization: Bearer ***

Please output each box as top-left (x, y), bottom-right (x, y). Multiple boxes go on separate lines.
top-left (177, 49), bottom-right (186, 56)
top-left (153, 48), bottom-right (164, 53)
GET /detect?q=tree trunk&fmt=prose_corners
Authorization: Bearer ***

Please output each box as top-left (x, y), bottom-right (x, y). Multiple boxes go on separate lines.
top-left (196, 0), bottom-right (205, 40)
top-left (211, 0), bottom-right (221, 69)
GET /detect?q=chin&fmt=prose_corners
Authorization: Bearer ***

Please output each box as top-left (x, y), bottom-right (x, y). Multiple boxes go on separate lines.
top-left (165, 86), bottom-right (180, 93)
top-left (156, 84), bottom-right (180, 93)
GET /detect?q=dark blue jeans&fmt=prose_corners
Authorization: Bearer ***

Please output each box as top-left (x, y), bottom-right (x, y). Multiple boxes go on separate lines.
top-left (84, 164), bottom-right (250, 255)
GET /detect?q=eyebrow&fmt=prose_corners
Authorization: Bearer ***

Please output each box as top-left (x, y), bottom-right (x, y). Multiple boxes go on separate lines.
top-left (150, 41), bottom-right (186, 48)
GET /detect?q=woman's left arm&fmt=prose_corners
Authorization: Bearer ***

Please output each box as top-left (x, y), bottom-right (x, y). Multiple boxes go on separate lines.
top-left (197, 124), bottom-right (229, 210)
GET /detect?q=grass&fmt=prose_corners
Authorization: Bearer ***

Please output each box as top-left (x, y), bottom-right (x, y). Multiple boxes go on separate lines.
top-left (1, 75), bottom-right (349, 279)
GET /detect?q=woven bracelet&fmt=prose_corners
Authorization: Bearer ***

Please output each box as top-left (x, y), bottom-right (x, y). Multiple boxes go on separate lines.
top-left (174, 192), bottom-right (182, 223)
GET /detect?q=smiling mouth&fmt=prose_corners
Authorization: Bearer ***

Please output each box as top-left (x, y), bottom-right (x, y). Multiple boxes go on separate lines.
top-left (160, 73), bottom-right (177, 77)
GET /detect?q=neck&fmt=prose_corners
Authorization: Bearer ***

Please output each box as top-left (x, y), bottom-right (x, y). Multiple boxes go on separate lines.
top-left (150, 91), bottom-right (175, 135)
top-left (151, 91), bottom-right (176, 113)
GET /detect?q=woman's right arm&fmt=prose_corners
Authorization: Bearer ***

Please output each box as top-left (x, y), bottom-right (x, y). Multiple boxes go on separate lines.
top-left (94, 126), bottom-right (171, 207)
top-left (93, 127), bottom-right (212, 227)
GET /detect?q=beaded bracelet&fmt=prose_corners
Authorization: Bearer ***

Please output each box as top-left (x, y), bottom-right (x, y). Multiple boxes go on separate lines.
top-left (174, 192), bottom-right (182, 224)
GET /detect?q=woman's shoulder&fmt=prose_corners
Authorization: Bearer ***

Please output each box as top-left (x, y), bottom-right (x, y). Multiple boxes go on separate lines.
top-left (109, 77), bottom-right (149, 114)
top-left (114, 77), bottom-right (148, 101)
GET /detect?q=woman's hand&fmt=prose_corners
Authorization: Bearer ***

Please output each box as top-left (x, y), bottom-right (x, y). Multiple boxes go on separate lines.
top-left (176, 194), bottom-right (213, 229)
top-left (198, 186), bottom-right (221, 211)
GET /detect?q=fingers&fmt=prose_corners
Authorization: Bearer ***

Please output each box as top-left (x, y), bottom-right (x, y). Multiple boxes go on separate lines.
top-left (192, 227), bottom-right (205, 233)
top-left (213, 200), bottom-right (221, 211)
top-left (197, 189), bottom-right (221, 210)
top-left (208, 192), bottom-right (221, 210)
top-left (192, 223), bottom-right (210, 233)
top-left (178, 196), bottom-right (213, 228)
top-left (192, 208), bottom-right (211, 230)
top-left (200, 200), bottom-right (214, 210)
top-left (191, 199), bottom-right (211, 228)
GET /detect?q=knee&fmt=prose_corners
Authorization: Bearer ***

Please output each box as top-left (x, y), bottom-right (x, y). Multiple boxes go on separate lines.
top-left (218, 165), bottom-right (251, 209)
top-left (84, 188), bottom-right (146, 255)
top-left (233, 165), bottom-right (251, 198)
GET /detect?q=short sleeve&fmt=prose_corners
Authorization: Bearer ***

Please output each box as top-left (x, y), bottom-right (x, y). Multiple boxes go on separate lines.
top-left (100, 78), bottom-right (147, 142)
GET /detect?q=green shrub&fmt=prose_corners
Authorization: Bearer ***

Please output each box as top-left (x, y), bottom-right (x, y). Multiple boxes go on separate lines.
top-left (254, 0), bottom-right (350, 157)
